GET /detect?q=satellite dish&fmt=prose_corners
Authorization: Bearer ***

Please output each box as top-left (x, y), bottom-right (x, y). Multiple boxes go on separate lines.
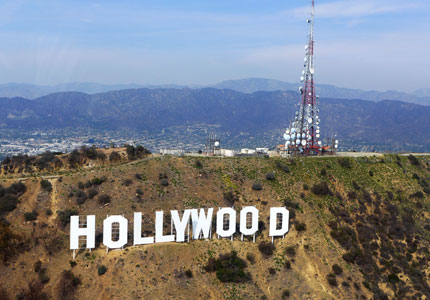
top-left (214, 141), bottom-right (220, 147)
top-left (307, 19), bottom-right (311, 23)
top-left (310, 68), bottom-right (314, 74)
top-left (296, 139), bottom-right (300, 144)
top-left (307, 118), bottom-right (312, 123)
top-left (304, 57), bottom-right (307, 62)
top-left (335, 145), bottom-right (338, 149)
top-left (305, 45), bottom-right (309, 50)
top-left (316, 129), bottom-right (320, 134)
top-left (318, 141), bottom-right (322, 145)
top-left (297, 133), bottom-right (301, 139)
top-left (335, 140), bottom-right (339, 144)
top-left (316, 134), bottom-right (320, 138)
top-left (301, 140), bottom-right (307, 146)
top-left (286, 129), bottom-right (290, 134)
top-left (291, 128), bottom-right (296, 133)
top-left (300, 76), bottom-right (304, 82)
top-left (286, 141), bottom-right (291, 146)
top-left (284, 134), bottom-right (291, 140)
top-left (302, 70), bottom-right (305, 75)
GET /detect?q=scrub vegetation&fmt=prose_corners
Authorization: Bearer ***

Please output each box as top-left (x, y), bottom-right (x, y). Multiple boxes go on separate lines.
top-left (0, 149), bottom-right (429, 299)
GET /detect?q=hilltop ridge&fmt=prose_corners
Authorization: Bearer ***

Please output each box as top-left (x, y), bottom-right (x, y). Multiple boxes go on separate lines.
top-left (0, 152), bottom-right (429, 299)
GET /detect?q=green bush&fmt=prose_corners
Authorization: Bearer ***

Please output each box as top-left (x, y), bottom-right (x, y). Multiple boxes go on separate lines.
top-left (275, 161), bottom-right (290, 173)
top-left (285, 246), bottom-right (296, 257)
top-left (24, 211), bottom-right (38, 222)
top-left (123, 179), bottom-right (133, 186)
top-left (258, 241), bottom-right (275, 256)
top-left (194, 160), bottom-right (203, 169)
top-left (45, 208), bottom-right (52, 216)
top-left (98, 194), bottom-right (111, 205)
top-left (6, 182), bottom-right (27, 195)
top-left (75, 190), bottom-right (87, 205)
top-left (38, 268), bottom-right (50, 284)
top-left (265, 172), bottom-right (275, 180)
top-left (410, 191), bottom-right (424, 199)
top-left (295, 222), bottom-right (307, 232)
top-left (387, 273), bottom-right (400, 284)
top-left (40, 180), bottom-right (52, 192)
top-left (109, 151), bottom-right (121, 162)
top-left (408, 154), bottom-right (420, 166)
top-left (185, 269), bottom-right (193, 278)
top-left (205, 251), bottom-right (250, 283)
top-left (160, 178), bottom-right (169, 186)
top-left (311, 182), bottom-right (332, 196)
top-left (352, 180), bottom-right (361, 190)
top-left (252, 182), bottom-right (263, 191)
top-left (327, 273), bottom-right (338, 286)
top-left (246, 253), bottom-right (256, 264)
top-left (332, 264), bottom-right (343, 275)
top-left (87, 189), bottom-right (98, 199)
top-left (91, 177), bottom-right (104, 185)
top-left (98, 265), bottom-right (107, 276)
top-left (338, 157), bottom-right (352, 169)
top-left (0, 194), bottom-right (18, 213)
top-left (282, 289), bottom-right (290, 299)
top-left (57, 209), bottom-right (78, 227)
top-left (57, 270), bottom-right (81, 299)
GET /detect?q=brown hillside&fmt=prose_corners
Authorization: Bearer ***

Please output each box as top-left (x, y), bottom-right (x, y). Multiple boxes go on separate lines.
top-left (0, 154), bottom-right (429, 300)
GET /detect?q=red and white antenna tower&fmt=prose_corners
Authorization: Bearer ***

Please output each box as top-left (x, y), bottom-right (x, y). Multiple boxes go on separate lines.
top-left (283, 0), bottom-right (322, 155)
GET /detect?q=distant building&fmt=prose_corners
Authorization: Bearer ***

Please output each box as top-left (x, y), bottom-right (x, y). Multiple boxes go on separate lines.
top-left (160, 149), bottom-right (185, 156)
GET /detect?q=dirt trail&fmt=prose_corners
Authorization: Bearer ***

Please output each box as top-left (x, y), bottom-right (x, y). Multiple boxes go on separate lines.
top-left (26, 180), bottom-right (41, 211)
top-left (49, 178), bottom-right (60, 224)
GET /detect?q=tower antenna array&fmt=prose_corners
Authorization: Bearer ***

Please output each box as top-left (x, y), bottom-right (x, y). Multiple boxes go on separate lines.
top-left (283, 0), bottom-right (321, 155)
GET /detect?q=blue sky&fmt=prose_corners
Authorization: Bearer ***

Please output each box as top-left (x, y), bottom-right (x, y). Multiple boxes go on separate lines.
top-left (0, 0), bottom-right (429, 92)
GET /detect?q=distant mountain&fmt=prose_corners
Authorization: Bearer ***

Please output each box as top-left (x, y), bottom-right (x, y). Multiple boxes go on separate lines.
top-left (413, 88), bottom-right (430, 98)
top-left (1, 79), bottom-right (429, 105)
top-left (0, 82), bottom-right (187, 99)
top-left (213, 78), bottom-right (430, 105)
top-left (1, 88), bottom-right (430, 151)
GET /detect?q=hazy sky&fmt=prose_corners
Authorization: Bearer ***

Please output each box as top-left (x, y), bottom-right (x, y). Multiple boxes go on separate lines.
top-left (0, 0), bottom-right (429, 92)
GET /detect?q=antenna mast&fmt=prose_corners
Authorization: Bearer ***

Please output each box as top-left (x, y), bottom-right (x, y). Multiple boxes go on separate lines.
top-left (283, 0), bottom-right (321, 155)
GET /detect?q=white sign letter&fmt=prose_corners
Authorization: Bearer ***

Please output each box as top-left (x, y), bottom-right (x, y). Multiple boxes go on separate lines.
top-left (269, 207), bottom-right (289, 237)
top-left (240, 206), bottom-right (259, 236)
top-left (171, 209), bottom-right (192, 242)
top-left (133, 212), bottom-right (154, 245)
top-left (155, 211), bottom-right (175, 243)
top-left (103, 215), bottom-right (128, 249)
top-left (216, 207), bottom-right (236, 238)
top-left (191, 208), bottom-right (213, 239)
top-left (70, 215), bottom-right (95, 250)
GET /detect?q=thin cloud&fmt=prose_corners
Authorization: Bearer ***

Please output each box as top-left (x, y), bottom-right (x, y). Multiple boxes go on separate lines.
top-left (291, 0), bottom-right (423, 19)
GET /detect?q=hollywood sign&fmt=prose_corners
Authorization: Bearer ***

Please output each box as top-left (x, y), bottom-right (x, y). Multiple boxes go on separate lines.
top-left (70, 206), bottom-right (289, 255)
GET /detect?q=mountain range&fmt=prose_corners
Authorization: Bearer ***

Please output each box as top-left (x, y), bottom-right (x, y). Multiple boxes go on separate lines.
top-left (1, 88), bottom-right (430, 151)
top-left (0, 78), bottom-right (429, 105)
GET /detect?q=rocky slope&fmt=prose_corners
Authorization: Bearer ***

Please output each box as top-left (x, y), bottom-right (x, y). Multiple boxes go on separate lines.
top-left (0, 152), bottom-right (429, 299)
